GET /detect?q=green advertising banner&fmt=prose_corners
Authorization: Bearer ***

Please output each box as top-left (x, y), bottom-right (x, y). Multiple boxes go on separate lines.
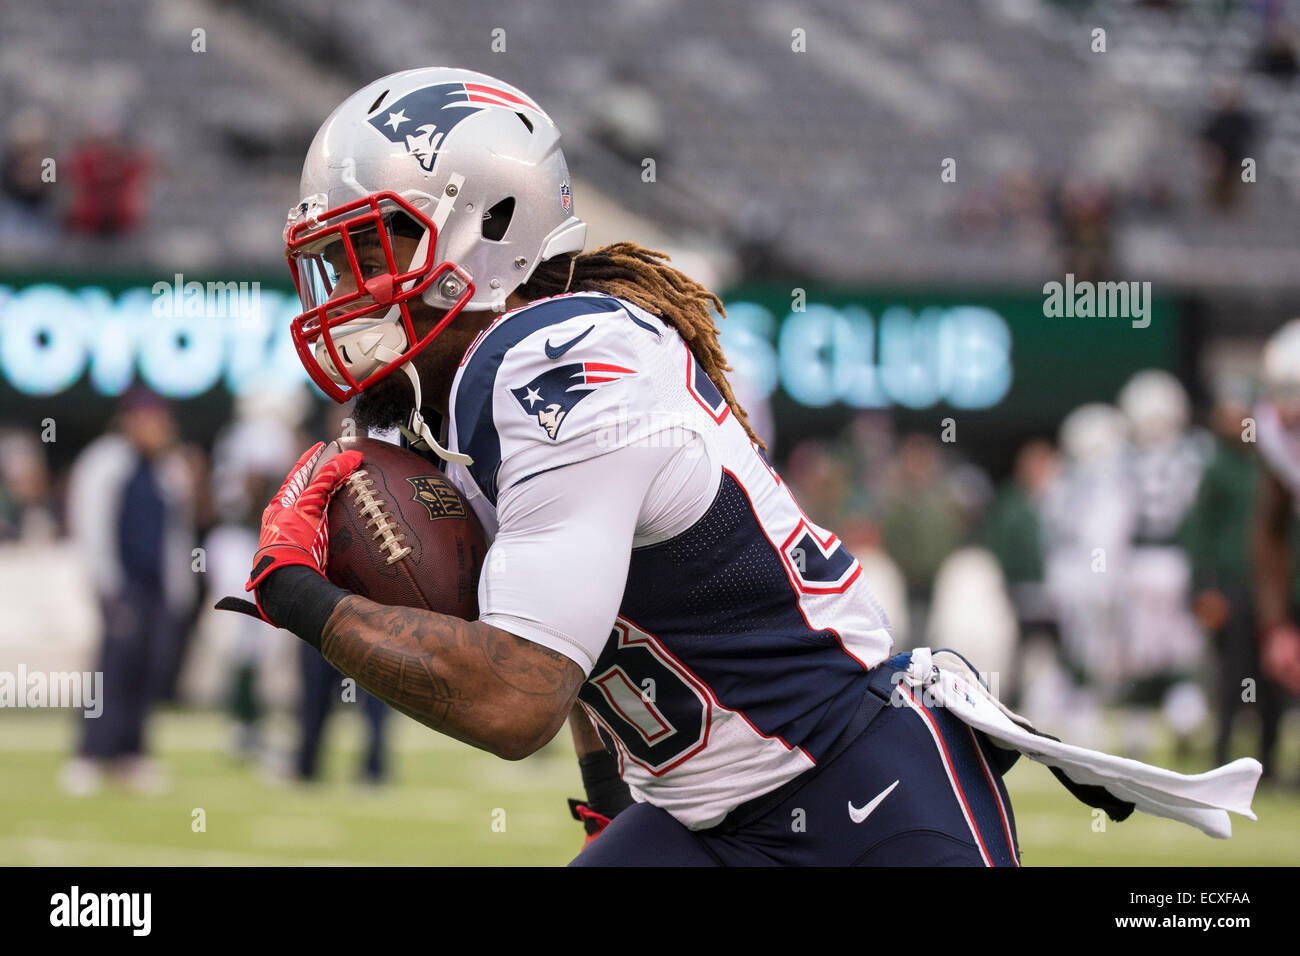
top-left (0, 273), bottom-right (1181, 469)
top-left (716, 283), bottom-right (1181, 455)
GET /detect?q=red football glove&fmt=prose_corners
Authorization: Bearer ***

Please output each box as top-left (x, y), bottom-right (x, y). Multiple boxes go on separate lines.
top-left (243, 442), bottom-right (363, 623)
top-left (1262, 622), bottom-right (1300, 696)
top-left (568, 799), bottom-right (613, 847)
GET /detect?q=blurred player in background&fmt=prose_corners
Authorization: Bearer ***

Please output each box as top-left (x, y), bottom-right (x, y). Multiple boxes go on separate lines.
top-left (63, 387), bottom-right (197, 794)
top-left (1040, 402), bottom-right (1131, 744)
top-left (1115, 370), bottom-right (1209, 756)
top-left (981, 439), bottom-right (1061, 710)
top-left (1185, 375), bottom-right (1281, 775)
top-left (205, 384), bottom-right (306, 759)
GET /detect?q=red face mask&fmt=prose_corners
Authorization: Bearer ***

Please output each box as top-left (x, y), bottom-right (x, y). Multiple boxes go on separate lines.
top-left (284, 190), bottom-right (474, 402)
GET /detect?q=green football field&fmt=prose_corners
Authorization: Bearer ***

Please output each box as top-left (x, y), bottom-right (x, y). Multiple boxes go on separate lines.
top-left (1, 708), bottom-right (1297, 866)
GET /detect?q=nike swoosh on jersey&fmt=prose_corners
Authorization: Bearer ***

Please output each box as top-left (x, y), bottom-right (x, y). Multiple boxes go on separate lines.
top-left (848, 779), bottom-right (900, 824)
top-left (544, 324), bottom-right (595, 359)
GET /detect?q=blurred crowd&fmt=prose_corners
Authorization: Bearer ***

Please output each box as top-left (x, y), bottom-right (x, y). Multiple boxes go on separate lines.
top-left (1, 322), bottom-right (1298, 795)
top-left (0, 110), bottom-right (153, 250)
top-left (954, 21), bottom-right (1296, 283)
top-left (780, 348), bottom-right (1300, 777)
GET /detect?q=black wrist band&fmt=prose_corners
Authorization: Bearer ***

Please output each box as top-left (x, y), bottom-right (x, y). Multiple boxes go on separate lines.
top-left (579, 748), bottom-right (635, 816)
top-left (258, 565), bottom-right (351, 651)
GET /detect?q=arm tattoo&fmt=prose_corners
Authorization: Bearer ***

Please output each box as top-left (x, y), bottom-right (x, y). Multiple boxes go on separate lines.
top-left (319, 595), bottom-right (584, 754)
top-left (480, 629), bottom-right (574, 696)
top-left (322, 597), bottom-right (469, 724)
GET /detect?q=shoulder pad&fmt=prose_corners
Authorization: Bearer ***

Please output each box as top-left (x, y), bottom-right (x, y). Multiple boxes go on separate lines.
top-left (451, 293), bottom-right (655, 503)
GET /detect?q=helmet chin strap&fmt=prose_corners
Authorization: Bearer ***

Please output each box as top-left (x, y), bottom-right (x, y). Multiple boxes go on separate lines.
top-left (393, 180), bottom-right (473, 468)
top-left (396, 360), bottom-right (473, 467)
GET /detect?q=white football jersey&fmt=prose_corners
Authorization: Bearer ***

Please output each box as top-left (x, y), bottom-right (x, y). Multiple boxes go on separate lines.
top-left (442, 291), bottom-right (893, 829)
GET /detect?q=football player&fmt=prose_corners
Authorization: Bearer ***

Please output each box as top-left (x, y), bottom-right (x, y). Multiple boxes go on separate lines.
top-left (218, 68), bottom-right (1258, 864)
top-left (1114, 370), bottom-right (1209, 754)
top-left (1254, 319), bottom-right (1300, 699)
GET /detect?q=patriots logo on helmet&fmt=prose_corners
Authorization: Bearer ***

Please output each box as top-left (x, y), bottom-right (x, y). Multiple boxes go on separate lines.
top-left (511, 362), bottom-right (635, 440)
top-left (369, 81), bottom-right (542, 172)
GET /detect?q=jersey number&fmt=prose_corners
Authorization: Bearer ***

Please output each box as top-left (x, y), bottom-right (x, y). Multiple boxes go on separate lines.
top-left (579, 620), bottom-right (712, 775)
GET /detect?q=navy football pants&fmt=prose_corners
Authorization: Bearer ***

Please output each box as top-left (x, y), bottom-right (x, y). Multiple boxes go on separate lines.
top-left (571, 653), bottom-right (1021, 866)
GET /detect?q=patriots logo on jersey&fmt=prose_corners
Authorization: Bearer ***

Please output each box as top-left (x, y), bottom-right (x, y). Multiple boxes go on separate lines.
top-left (368, 81), bottom-right (541, 172)
top-left (510, 362), bottom-right (635, 440)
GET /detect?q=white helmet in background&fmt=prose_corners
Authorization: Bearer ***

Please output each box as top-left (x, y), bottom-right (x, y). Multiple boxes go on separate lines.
top-left (283, 67), bottom-right (587, 403)
top-left (1261, 319), bottom-right (1300, 407)
top-left (1059, 403), bottom-right (1127, 464)
top-left (1117, 369), bottom-right (1189, 446)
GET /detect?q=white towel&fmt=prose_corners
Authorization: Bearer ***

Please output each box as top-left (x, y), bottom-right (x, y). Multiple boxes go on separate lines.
top-left (901, 648), bottom-right (1262, 839)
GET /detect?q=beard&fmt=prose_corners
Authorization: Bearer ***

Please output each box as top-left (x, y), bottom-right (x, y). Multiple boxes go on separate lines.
top-left (351, 369), bottom-right (419, 431)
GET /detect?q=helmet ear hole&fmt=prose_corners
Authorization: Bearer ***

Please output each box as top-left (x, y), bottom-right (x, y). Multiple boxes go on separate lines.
top-left (481, 197), bottom-right (515, 241)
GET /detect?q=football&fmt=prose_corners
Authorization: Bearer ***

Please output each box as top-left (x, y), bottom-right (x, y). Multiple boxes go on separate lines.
top-left (319, 435), bottom-right (487, 619)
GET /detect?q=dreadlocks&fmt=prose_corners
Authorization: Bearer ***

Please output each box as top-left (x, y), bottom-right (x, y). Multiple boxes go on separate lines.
top-left (517, 241), bottom-right (764, 448)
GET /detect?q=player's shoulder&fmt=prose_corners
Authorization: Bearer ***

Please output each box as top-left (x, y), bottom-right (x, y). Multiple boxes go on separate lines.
top-left (450, 291), bottom-right (667, 500)
top-left (459, 292), bottom-right (643, 372)
top-left (453, 292), bottom-right (663, 407)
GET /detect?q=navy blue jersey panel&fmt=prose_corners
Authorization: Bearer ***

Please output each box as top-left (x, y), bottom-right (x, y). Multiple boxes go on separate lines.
top-left (616, 471), bottom-right (866, 758)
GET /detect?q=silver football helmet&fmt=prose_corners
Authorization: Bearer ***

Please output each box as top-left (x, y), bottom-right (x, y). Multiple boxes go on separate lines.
top-left (283, 67), bottom-right (587, 407)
